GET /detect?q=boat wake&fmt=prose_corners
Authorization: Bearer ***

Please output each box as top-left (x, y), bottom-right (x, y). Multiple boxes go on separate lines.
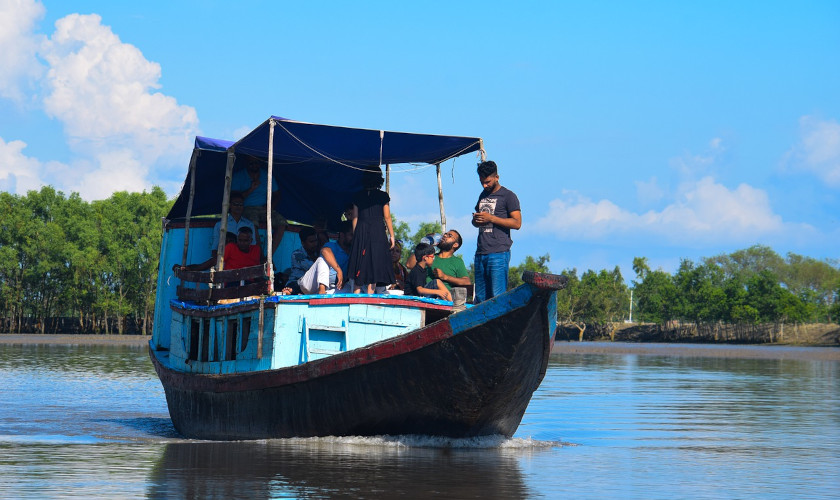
top-left (276, 434), bottom-right (568, 450)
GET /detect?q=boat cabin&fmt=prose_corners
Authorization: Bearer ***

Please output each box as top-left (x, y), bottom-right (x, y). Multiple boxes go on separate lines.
top-left (151, 117), bottom-right (483, 375)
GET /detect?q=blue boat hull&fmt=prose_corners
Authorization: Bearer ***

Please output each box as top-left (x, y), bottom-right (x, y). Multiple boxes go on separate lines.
top-left (149, 273), bottom-right (563, 440)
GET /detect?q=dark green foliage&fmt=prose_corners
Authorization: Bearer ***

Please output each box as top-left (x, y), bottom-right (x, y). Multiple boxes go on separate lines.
top-left (0, 187), bottom-right (172, 334)
top-left (555, 266), bottom-right (629, 325)
top-left (630, 247), bottom-right (838, 326)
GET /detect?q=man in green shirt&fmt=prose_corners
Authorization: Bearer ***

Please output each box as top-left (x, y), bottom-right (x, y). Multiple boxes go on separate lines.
top-left (407, 229), bottom-right (471, 291)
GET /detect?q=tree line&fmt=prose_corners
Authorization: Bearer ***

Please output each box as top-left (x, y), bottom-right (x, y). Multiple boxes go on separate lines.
top-left (515, 247), bottom-right (839, 336)
top-left (0, 187), bottom-right (170, 334)
top-left (1, 187), bottom-right (838, 335)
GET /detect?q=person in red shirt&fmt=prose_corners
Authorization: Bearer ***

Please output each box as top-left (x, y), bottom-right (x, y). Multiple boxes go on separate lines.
top-left (224, 227), bottom-right (262, 270)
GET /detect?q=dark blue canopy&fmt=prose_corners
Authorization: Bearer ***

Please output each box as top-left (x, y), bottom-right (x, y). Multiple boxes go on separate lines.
top-left (168, 117), bottom-right (482, 229)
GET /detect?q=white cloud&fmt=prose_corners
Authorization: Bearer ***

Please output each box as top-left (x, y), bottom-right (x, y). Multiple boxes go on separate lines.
top-left (0, 137), bottom-right (46, 192)
top-left (0, 0), bottom-right (45, 102)
top-left (0, 9), bottom-right (199, 200)
top-left (71, 150), bottom-right (151, 200)
top-left (40, 14), bottom-right (199, 163)
top-left (785, 116), bottom-right (840, 187)
top-left (534, 176), bottom-right (812, 246)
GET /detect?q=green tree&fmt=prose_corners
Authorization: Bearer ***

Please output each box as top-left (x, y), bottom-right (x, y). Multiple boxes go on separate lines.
top-left (390, 214), bottom-right (412, 261)
top-left (555, 269), bottom-right (588, 339)
top-left (633, 269), bottom-right (678, 324)
top-left (672, 260), bottom-right (727, 324)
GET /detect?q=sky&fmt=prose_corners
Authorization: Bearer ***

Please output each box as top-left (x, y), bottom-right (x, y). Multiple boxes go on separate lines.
top-left (1, 0), bottom-right (838, 281)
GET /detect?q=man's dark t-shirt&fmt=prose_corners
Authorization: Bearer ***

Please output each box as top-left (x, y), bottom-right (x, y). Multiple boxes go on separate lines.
top-left (475, 186), bottom-right (520, 255)
top-left (405, 264), bottom-right (432, 297)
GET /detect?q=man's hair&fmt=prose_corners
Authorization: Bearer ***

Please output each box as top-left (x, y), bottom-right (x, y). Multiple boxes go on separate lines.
top-left (229, 191), bottom-right (245, 202)
top-left (477, 161), bottom-right (498, 179)
top-left (414, 242), bottom-right (435, 260)
top-left (450, 229), bottom-right (463, 249)
top-left (337, 220), bottom-right (353, 235)
top-left (238, 226), bottom-right (253, 235)
top-left (299, 226), bottom-right (316, 242)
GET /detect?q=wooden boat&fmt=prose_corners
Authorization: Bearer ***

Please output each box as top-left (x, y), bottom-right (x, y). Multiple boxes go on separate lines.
top-left (149, 117), bottom-right (566, 440)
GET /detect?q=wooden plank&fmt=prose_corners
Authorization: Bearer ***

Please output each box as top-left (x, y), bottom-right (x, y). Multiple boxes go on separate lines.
top-left (171, 300), bottom-right (275, 319)
top-left (175, 263), bottom-right (268, 284)
top-left (177, 282), bottom-right (268, 302)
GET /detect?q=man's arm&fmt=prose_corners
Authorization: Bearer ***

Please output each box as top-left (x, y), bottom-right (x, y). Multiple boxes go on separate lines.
top-left (174, 250), bottom-right (217, 273)
top-left (433, 268), bottom-right (471, 287)
top-left (320, 246), bottom-right (344, 290)
top-left (472, 209), bottom-right (521, 230)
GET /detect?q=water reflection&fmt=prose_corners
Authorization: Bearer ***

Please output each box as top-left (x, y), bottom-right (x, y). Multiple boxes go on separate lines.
top-left (0, 343), bottom-right (154, 378)
top-left (148, 439), bottom-right (532, 499)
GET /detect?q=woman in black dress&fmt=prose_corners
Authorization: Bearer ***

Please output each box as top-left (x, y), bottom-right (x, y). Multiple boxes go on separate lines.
top-left (348, 170), bottom-right (395, 293)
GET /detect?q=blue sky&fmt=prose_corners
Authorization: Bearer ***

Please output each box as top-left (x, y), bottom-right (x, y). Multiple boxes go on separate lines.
top-left (1, 1), bottom-right (838, 280)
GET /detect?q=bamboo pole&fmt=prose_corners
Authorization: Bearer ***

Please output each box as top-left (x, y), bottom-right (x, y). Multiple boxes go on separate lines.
top-left (181, 149), bottom-right (198, 267)
top-left (436, 163), bottom-right (446, 232)
top-left (215, 150), bottom-right (236, 274)
top-left (266, 118), bottom-right (276, 294)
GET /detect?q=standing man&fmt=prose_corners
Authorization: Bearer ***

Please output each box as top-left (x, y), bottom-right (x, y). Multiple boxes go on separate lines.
top-left (471, 161), bottom-right (521, 302)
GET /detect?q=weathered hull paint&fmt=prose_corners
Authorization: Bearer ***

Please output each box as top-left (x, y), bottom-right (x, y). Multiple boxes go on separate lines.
top-left (149, 280), bottom-right (558, 440)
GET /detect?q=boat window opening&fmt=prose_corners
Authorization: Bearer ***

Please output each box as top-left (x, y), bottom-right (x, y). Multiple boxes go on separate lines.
top-left (188, 318), bottom-right (200, 361)
top-left (199, 319), bottom-right (211, 362)
top-left (425, 308), bottom-right (451, 325)
top-left (211, 318), bottom-right (221, 362)
top-left (241, 316), bottom-right (252, 353)
top-left (225, 319), bottom-right (238, 361)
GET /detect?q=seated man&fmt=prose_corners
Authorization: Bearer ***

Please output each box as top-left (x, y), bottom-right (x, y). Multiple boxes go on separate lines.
top-left (282, 227), bottom-right (321, 294)
top-left (177, 191), bottom-right (256, 274)
top-left (406, 229), bottom-right (471, 291)
top-left (224, 227), bottom-right (263, 271)
top-left (297, 221), bottom-right (354, 295)
top-left (211, 191), bottom-right (256, 256)
top-left (405, 243), bottom-right (451, 301)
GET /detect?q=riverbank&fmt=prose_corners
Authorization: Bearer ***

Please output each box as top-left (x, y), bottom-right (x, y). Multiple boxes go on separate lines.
top-left (0, 334), bottom-right (150, 346)
top-left (556, 322), bottom-right (840, 345)
top-left (2, 333), bottom-right (837, 361)
top-left (552, 340), bottom-right (840, 361)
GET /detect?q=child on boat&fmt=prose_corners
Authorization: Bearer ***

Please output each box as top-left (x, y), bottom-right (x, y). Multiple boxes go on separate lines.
top-left (405, 243), bottom-right (451, 301)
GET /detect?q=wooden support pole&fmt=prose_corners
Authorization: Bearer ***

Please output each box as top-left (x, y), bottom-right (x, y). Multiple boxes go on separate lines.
top-left (436, 163), bottom-right (446, 232)
top-left (266, 118), bottom-right (276, 294)
top-left (181, 149), bottom-right (198, 267)
top-left (215, 150), bottom-right (236, 273)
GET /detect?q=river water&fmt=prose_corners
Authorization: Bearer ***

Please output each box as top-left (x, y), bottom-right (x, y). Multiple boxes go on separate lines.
top-left (0, 341), bottom-right (837, 499)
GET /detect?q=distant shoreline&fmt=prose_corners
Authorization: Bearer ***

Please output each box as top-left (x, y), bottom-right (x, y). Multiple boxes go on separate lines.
top-left (552, 341), bottom-right (840, 361)
top-left (1, 334), bottom-right (837, 361)
top-left (0, 334), bottom-right (150, 346)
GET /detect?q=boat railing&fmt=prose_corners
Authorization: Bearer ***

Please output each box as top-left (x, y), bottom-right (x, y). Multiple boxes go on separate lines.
top-left (173, 263), bottom-right (270, 303)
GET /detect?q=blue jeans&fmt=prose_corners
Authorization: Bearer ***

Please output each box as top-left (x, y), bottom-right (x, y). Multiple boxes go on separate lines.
top-left (474, 251), bottom-right (510, 303)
